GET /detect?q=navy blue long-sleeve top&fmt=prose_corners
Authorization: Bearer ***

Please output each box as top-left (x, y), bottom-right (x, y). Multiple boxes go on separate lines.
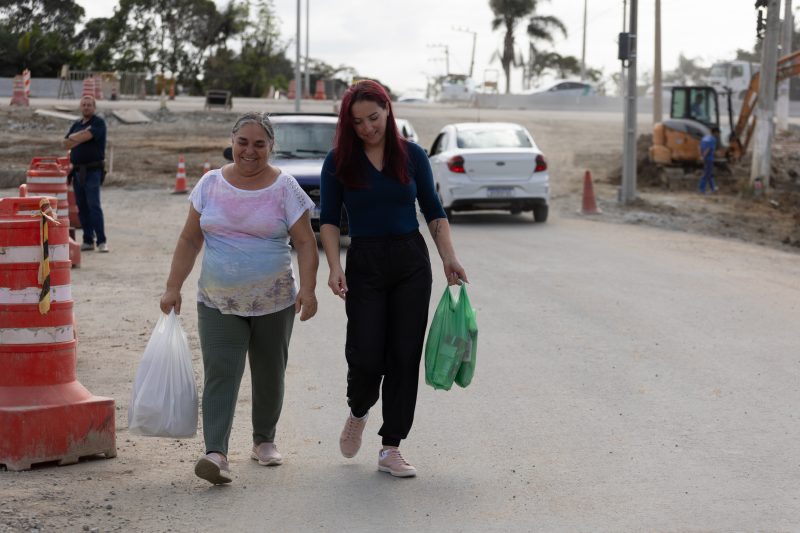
top-left (320, 141), bottom-right (447, 237)
top-left (65, 115), bottom-right (106, 164)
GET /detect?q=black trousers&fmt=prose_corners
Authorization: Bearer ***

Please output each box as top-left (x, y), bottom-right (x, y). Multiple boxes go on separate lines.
top-left (344, 230), bottom-right (433, 447)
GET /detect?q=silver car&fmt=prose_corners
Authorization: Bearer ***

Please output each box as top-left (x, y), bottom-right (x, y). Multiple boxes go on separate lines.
top-left (428, 122), bottom-right (550, 222)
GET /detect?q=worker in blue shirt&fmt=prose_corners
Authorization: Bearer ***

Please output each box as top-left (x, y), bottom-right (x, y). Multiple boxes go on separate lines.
top-left (62, 95), bottom-right (109, 252)
top-left (698, 126), bottom-right (720, 194)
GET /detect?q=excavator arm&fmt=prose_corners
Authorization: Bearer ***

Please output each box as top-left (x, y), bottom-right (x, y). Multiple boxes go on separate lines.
top-left (729, 50), bottom-right (800, 161)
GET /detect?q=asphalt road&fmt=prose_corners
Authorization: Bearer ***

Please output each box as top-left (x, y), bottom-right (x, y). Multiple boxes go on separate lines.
top-left (3, 184), bottom-right (796, 532)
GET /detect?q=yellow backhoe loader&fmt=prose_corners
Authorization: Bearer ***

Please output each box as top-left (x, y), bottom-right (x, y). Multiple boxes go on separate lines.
top-left (650, 51), bottom-right (800, 166)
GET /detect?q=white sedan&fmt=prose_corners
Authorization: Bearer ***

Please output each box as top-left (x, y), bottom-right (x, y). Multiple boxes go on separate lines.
top-left (428, 122), bottom-right (550, 222)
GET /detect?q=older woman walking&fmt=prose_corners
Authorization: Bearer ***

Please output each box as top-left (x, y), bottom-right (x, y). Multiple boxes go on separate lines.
top-left (160, 112), bottom-right (319, 485)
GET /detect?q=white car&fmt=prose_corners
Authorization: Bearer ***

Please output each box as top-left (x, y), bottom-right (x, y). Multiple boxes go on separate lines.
top-left (428, 122), bottom-right (550, 222)
top-left (532, 80), bottom-right (597, 97)
top-left (395, 118), bottom-right (419, 143)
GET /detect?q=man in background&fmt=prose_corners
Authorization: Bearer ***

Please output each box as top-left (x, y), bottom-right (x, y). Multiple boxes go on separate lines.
top-left (698, 126), bottom-right (720, 194)
top-left (63, 94), bottom-right (109, 252)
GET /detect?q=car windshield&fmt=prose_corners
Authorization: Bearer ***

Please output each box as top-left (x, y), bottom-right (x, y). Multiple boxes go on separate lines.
top-left (273, 122), bottom-right (336, 159)
top-left (456, 128), bottom-right (532, 149)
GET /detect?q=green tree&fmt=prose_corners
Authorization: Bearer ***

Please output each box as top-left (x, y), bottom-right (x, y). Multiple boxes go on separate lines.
top-left (104, 0), bottom-right (247, 90)
top-left (664, 53), bottom-right (709, 85)
top-left (203, 0), bottom-right (291, 97)
top-left (0, 0), bottom-right (85, 76)
top-left (490, 0), bottom-right (566, 93)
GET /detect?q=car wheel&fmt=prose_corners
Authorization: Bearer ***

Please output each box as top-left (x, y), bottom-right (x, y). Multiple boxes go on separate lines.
top-left (532, 205), bottom-right (548, 223)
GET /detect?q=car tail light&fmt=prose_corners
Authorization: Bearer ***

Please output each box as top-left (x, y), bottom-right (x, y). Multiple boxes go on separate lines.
top-left (447, 155), bottom-right (465, 173)
top-left (535, 154), bottom-right (547, 172)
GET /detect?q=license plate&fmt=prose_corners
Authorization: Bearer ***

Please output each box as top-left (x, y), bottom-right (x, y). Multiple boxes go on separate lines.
top-left (486, 186), bottom-right (514, 198)
top-left (311, 205), bottom-right (321, 218)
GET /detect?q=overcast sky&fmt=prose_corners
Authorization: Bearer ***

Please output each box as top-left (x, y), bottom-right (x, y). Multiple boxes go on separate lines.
top-left (77, 0), bottom-right (780, 95)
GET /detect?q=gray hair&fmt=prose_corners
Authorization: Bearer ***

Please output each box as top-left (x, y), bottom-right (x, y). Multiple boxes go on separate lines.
top-left (231, 112), bottom-right (275, 143)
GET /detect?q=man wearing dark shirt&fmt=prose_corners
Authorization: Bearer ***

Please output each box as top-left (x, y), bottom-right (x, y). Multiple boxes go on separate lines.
top-left (62, 95), bottom-right (109, 252)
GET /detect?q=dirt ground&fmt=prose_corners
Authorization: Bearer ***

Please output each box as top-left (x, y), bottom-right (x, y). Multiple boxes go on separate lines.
top-left (1, 100), bottom-right (799, 532)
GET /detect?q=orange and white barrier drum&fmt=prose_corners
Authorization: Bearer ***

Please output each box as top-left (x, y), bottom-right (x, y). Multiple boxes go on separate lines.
top-left (30, 156), bottom-right (80, 229)
top-left (0, 195), bottom-right (115, 471)
top-left (26, 161), bottom-right (69, 222)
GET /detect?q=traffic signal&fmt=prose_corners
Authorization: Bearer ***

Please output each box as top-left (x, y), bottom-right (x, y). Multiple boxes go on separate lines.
top-left (756, 10), bottom-right (766, 40)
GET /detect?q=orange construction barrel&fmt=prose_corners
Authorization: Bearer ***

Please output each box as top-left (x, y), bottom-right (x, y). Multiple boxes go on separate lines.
top-left (26, 161), bottom-right (69, 223)
top-left (0, 196), bottom-right (116, 471)
top-left (31, 156), bottom-right (81, 230)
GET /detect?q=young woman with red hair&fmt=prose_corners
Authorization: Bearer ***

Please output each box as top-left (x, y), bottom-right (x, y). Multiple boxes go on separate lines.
top-left (320, 80), bottom-right (468, 477)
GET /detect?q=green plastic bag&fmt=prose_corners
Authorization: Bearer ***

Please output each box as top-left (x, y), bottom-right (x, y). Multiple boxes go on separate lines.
top-left (424, 284), bottom-right (478, 390)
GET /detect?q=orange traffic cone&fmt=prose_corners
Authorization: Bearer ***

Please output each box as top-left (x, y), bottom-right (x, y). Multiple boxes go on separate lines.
top-left (172, 155), bottom-right (188, 194)
top-left (314, 80), bottom-right (326, 100)
top-left (579, 170), bottom-right (602, 215)
top-left (201, 159), bottom-right (210, 177)
top-left (81, 76), bottom-right (95, 98)
top-left (9, 75), bottom-right (28, 106)
top-left (69, 236), bottom-right (81, 268)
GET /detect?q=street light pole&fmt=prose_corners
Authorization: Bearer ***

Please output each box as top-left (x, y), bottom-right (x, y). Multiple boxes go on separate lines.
top-left (294, 0), bottom-right (301, 112)
top-left (580, 0), bottom-right (587, 81)
top-left (304, 0), bottom-right (310, 100)
top-left (653, 0), bottom-right (663, 124)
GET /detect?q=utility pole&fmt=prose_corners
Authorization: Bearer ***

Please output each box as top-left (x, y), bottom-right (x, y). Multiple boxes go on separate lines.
top-left (621, 0), bottom-right (638, 204)
top-left (294, 0), bottom-right (301, 112)
top-left (750, 0), bottom-right (781, 194)
top-left (427, 44), bottom-right (450, 76)
top-left (453, 27), bottom-right (477, 78)
top-left (777, 0), bottom-right (793, 131)
top-left (304, 0), bottom-right (310, 99)
top-left (653, 0), bottom-right (663, 124)
top-left (580, 0), bottom-right (587, 81)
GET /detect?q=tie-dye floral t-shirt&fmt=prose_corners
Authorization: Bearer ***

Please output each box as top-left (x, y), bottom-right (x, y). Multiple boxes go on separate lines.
top-left (190, 170), bottom-right (314, 316)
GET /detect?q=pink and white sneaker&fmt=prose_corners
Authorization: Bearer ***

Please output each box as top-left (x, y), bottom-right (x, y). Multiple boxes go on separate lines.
top-left (378, 447), bottom-right (416, 478)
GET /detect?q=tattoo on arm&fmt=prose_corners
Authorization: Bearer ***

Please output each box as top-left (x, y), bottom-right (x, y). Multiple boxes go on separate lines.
top-left (432, 220), bottom-right (441, 241)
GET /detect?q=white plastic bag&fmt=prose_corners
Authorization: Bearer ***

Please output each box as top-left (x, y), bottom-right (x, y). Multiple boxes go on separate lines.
top-left (128, 311), bottom-right (198, 438)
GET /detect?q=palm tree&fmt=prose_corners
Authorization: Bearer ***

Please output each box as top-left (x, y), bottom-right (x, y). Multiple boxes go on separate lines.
top-left (525, 8), bottom-right (567, 86)
top-left (490, 0), bottom-right (566, 93)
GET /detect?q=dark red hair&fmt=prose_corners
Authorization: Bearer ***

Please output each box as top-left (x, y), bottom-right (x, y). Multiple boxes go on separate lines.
top-left (333, 80), bottom-right (409, 187)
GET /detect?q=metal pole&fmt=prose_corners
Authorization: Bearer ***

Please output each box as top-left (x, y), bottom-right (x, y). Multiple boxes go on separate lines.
top-left (470, 32), bottom-right (477, 79)
top-left (621, 0), bottom-right (638, 204)
top-left (749, 0), bottom-right (781, 193)
top-left (580, 0), bottom-right (587, 81)
top-left (304, 0), bottom-right (310, 100)
top-left (445, 46), bottom-right (450, 76)
top-left (653, 0), bottom-right (663, 124)
top-left (777, 0), bottom-right (793, 131)
top-left (294, 0), bottom-right (301, 112)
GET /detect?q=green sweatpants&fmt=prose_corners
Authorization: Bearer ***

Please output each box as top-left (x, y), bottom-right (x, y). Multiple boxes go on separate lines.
top-left (197, 302), bottom-right (295, 456)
